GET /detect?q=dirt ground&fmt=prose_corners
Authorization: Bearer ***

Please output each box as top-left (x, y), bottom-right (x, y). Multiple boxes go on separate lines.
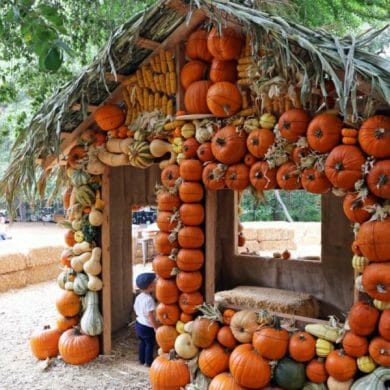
top-left (0, 280), bottom-right (150, 390)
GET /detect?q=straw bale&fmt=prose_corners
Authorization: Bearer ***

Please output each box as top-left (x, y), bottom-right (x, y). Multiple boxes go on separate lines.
top-left (257, 228), bottom-right (294, 241)
top-left (242, 228), bottom-right (257, 240)
top-left (26, 263), bottom-right (60, 285)
top-left (0, 252), bottom-right (27, 274)
top-left (215, 285), bottom-right (319, 318)
top-left (25, 245), bottom-right (63, 267)
top-left (257, 240), bottom-right (296, 251)
top-left (0, 270), bottom-right (27, 292)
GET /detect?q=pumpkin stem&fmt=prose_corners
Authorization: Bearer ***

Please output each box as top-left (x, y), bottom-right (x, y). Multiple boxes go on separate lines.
top-left (216, 137), bottom-right (226, 146)
top-left (43, 325), bottom-right (51, 330)
top-left (335, 162), bottom-right (344, 171)
top-left (377, 173), bottom-right (388, 188)
top-left (282, 121), bottom-right (291, 130)
top-left (314, 128), bottom-right (323, 138)
top-left (377, 283), bottom-right (387, 294)
top-left (255, 171), bottom-right (263, 179)
top-left (252, 138), bottom-right (260, 146)
top-left (168, 349), bottom-right (177, 360)
top-left (307, 173), bottom-right (315, 181)
top-left (374, 128), bottom-right (386, 139)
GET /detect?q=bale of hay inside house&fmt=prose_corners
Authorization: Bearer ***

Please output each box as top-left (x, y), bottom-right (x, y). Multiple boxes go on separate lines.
top-left (215, 285), bottom-right (319, 318)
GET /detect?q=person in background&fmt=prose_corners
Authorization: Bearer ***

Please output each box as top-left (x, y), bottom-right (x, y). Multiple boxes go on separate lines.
top-left (133, 272), bottom-right (159, 367)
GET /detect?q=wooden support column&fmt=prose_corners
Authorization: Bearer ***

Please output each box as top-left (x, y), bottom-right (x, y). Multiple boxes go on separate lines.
top-left (205, 190), bottom-right (217, 303)
top-left (101, 166), bottom-right (112, 354)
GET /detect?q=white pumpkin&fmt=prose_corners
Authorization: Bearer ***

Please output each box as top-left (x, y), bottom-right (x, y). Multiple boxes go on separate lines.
top-left (174, 333), bottom-right (199, 359)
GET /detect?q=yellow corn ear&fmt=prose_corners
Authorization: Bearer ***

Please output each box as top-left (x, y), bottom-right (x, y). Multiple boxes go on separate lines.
top-left (148, 94), bottom-right (154, 111)
top-left (160, 50), bottom-right (168, 73)
top-left (169, 72), bottom-right (177, 95)
top-left (165, 75), bottom-right (171, 96)
top-left (136, 69), bottom-right (144, 88)
top-left (150, 57), bottom-right (157, 73)
top-left (231, 118), bottom-right (244, 126)
top-left (154, 93), bottom-right (160, 109)
top-left (143, 89), bottom-right (149, 109)
top-left (237, 78), bottom-right (250, 86)
top-left (167, 99), bottom-right (174, 116)
top-left (161, 94), bottom-right (168, 115)
top-left (123, 74), bottom-right (137, 85)
top-left (238, 108), bottom-right (257, 117)
top-left (154, 55), bottom-right (162, 73)
top-left (244, 34), bottom-right (251, 57)
top-left (166, 50), bottom-right (175, 72)
top-left (238, 71), bottom-right (251, 79)
top-left (135, 85), bottom-right (143, 107)
top-left (154, 75), bottom-right (161, 92)
top-left (241, 92), bottom-right (248, 110)
top-left (237, 64), bottom-right (252, 72)
top-left (122, 87), bottom-right (131, 108)
top-left (159, 74), bottom-right (166, 94)
top-left (238, 56), bottom-right (254, 65)
top-left (163, 120), bottom-right (186, 131)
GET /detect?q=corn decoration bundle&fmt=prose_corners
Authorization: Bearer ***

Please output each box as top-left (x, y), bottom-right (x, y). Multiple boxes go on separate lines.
top-left (122, 49), bottom-right (177, 125)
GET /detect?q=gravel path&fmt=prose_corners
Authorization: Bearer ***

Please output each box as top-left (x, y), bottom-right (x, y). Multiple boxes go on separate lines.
top-left (0, 281), bottom-right (150, 390)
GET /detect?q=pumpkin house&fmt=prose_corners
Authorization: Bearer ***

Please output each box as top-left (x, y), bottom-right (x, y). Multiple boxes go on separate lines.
top-left (4, 0), bottom-right (390, 387)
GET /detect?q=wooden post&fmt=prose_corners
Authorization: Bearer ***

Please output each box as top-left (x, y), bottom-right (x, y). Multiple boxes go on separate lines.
top-left (175, 42), bottom-right (186, 112)
top-left (101, 167), bottom-right (112, 354)
top-left (205, 190), bottom-right (217, 303)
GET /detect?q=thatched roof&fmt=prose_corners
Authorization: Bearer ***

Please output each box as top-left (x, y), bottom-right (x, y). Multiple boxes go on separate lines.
top-left (1, 0), bottom-right (389, 205)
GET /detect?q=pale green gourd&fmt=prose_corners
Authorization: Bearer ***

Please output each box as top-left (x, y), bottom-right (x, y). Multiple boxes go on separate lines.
top-left (351, 367), bottom-right (390, 390)
top-left (73, 272), bottom-right (89, 295)
top-left (64, 281), bottom-right (74, 290)
top-left (83, 247), bottom-right (102, 276)
top-left (80, 291), bottom-right (103, 336)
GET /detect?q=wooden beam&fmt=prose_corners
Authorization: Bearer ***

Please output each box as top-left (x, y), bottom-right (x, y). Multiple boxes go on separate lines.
top-left (136, 37), bottom-right (160, 51)
top-left (205, 189), bottom-right (217, 304)
top-left (166, 0), bottom-right (189, 15)
top-left (101, 166), bottom-right (112, 354)
top-left (71, 103), bottom-right (98, 113)
top-left (105, 72), bottom-right (127, 83)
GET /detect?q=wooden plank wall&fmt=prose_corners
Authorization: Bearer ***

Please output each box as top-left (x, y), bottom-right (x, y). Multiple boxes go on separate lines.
top-left (214, 191), bottom-right (354, 318)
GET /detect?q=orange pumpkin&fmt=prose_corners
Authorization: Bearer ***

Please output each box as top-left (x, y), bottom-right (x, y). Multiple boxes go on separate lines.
top-left (156, 303), bottom-right (180, 325)
top-left (223, 308), bottom-right (236, 325)
top-left (180, 312), bottom-right (193, 323)
top-left (358, 115), bottom-right (390, 158)
top-left (58, 327), bottom-right (99, 365)
top-left (244, 152), bottom-right (257, 167)
top-left (60, 248), bottom-right (73, 267)
top-left (246, 128), bottom-right (275, 158)
top-left (249, 161), bottom-right (277, 190)
top-left (211, 126), bottom-right (246, 164)
top-left (225, 164), bottom-right (250, 191)
top-left (197, 142), bottom-right (214, 162)
top-left (324, 145), bottom-right (365, 191)
top-left (184, 80), bottom-right (213, 114)
top-left (182, 138), bottom-right (200, 159)
top-left (192, 317), bottom-right (219, 348)
top-left (176, 249), bottom-right (204, 271)
top-left (186, 29), bottom-right (213, 62)
top-left (179, 203), bottom-right (204, 226)
top-left (180, 60), bottom-right (209, 89)
top-left (209, 59), bottom-right (237, 83)
top-left (179, 291), bottom-right (204, 314)
top-left (56, 315), bottom-right (80, 332)
top-left (348, 301), bottom-right (379, 336)
top-left (152, 255), bottom-right (176, 279)
top-left (63, 187), bottom-right (72, 209)
top-left (156, 278), bottom-right (179, 305)
top-left (325, 349), bottom-right (357, 381)
top-left (94, 104), bottom-right (125, 131)
top-left (176, 271), bottom-right (203, 293)
top-left (341, 128), bottom-right (358, 137)
top-left (276, 162), bottom-right (301, 190)
top-left (306, 359), bottom-right (328, 384)
top-left (288, 331), bottom-right (316, 362)
top-left (217, 326), bottom-right (238, 349)
top-left (178, 226), bottom-right (204, 249)
top-left (209, 372), bottom-right (246, 390)
top-left (202, 163), bottom-right (226, 190)
top-left (379, 309), bottom-right (390, 341)
top-left (278, 109), bottom-right (311, 142)
top-left (362, 262), bottom-right (390, 301)
top-left (156, 325), bottom-right (179, 353)
top-left (352, 240), bottom-right (363, 256)
top-left (67, 145), bottom-right (87, 169)
top-left (291, 145), bottom-right (310, 165)
top-left (179, 159), bottom-right (203, 181)
top-left (207, 27), bottom-right (242, 61)
top-left (369, 337), bottom-right (390, 366)
top-left (198, 342), bottom-right (230, 378)
top-left (56, 291), bottom-right (81, 317)
top-left (342, 331), bottom-right (368, 357)
top-left (179, 181), bottom-right (204, 203)
top-left (157, 211), bottom-right (177, 232)
top-left (342, 193), bottom-right (377, 224)
top-left (366, 160), bottom-right (390, 199)
top-left (157, 192), bottom-right (181, 211)
top-left (207, 82), bottom-right (242, 117)
top-left (301, 168), bottom-right (332, 194)
top-left (154, 231), bottom-right (178, 255)
top-left (161, 164), bottom-right (180, 188)
top-left (30, 325), bottom-right (62, 360)
top-left (307, 113), bottom-right (342, 153)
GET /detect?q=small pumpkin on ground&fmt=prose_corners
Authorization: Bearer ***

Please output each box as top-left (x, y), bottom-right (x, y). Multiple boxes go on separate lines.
top-left (30, 325), bottom-right (62, 360)
top-left (56, 315), bottom-right (80, 332)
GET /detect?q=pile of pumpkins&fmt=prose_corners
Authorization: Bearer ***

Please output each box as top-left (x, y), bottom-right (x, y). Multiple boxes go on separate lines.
top-left (30, 168), bottom-right (104, 365)
top-left (151, 304), bottom-right (390, 389)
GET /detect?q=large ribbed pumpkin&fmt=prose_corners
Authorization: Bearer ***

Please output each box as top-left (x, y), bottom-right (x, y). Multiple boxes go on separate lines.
top-left (207, 82), bottom-right (242, 117)
top-left (156, 303), bottom-right (180, 325)
top-left (209, 372), bottom-right (246, 390)
top-left (178, 226), bottom-right (204, 249)
top-left (211, 126), bottom-right (246, 164)
top-left (207, 27), bottom-right (242, 60)
top-left (357, 218), bottom-right (390, 262)
top-left (342, 193), bottom-right (376, 224)
top-left (180, 60), bottom-right (209, 89)
top-left (94, 104), bottom-right (125, 131)
top-left (348, 301), bottom-right (379, 336)
top-left (229, 344), bottom-right (271, 388)
top-left (186, 29), bottom-right (213, 62)
top-left (246, 128), bottom-right (275, 158)
top-left (184, 80), bottom-right (213, 114)
top-left (179, 181), bottom-right (204, 203)
top-left (176, 271), bottom-right (203, 293)
top-left (157, 211), bottom-right (177, 232)
top-left (150, 352), bottom-right (191, 390)
top-left (152, 255), bottom-right (176, 279)
top-left (156, 278), bottom-right (179, 304)
top-left (324, 145), bottom-right (365, 191)
top-left (358, 115), bottom-right (390, 158)
top-left (198, 342), bottom-right (230, 378)
top-left (249, 161), bottom-right (277, 190)
top-left (176, 249), bottom-right (204, 271)
top-left (179, 203), bottom-right (204, 225)
top-left (366, 160), bottom-right (390, 199)
top-left (210, 59), bottom-right (237, 82)
top-left (307, 113), bottom-right (342, 152)
top-left (362, 262), bottom-right (390, 301)
top-left (278, 109), bottom-right (311, 142)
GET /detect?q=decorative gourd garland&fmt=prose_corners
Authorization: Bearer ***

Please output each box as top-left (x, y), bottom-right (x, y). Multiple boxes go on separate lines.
top-left (29, 21), bottom-right (390, 389)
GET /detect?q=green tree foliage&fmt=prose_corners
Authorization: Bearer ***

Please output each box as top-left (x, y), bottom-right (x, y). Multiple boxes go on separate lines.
top-left (240, 189), bottom-right (322, 222)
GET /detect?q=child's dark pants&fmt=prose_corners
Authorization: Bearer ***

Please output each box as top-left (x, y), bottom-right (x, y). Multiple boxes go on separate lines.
top-left (135, 321), bottom-right (155, 365)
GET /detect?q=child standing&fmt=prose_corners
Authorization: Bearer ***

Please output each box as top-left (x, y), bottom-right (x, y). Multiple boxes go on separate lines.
top-left (134, 272), bottom-right (159, 366)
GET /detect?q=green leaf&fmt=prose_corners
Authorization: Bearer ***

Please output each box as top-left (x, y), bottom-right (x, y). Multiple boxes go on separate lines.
top-left (52, 39), bottom-right (75, 57)
top-left (39, 46), bottom-right (63, 72)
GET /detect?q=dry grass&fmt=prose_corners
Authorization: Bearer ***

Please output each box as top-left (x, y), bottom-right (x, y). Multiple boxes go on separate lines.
top-left (0, 281), bottom-right (150, 390)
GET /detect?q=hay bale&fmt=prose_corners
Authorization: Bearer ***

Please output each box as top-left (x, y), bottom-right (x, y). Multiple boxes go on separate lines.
top-left (0, 252), bottom-right (27, 274)
top-left (26, 263), bottom-right (60, 285)
top-left (242, 228), bottom-right (257, 240)
top-left (25, 245), bottom-right (63, 267)
top-left (257, 228), bottom-right (294, 241)
top-left (215, 285), bottom-right (319, 318)
top-left (0, 270), bottom-right (27, 292)
top-left (257, 240), bottom-right (296, 251)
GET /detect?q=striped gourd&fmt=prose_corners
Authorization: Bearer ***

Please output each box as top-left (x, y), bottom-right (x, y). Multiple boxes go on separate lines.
top-left (352, 255), bottom-right (369, 273)
top-left (129, 141), bottom-right (154, 168)
top-left (75, 185), bottom-right (96, 207)
top-left (71, 170), bottom-right (90, 187)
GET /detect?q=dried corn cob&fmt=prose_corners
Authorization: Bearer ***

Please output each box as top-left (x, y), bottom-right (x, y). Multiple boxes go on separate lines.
top-left (159, 74), bottom-right (166, 94)
top-left (165, 75), bottom-right (171, 96)
top-left (143, 88), bottom-right (149, 109)
top-left (166, 50), bottom-right (175, 72)
top-left (150, 57), bottom-right (157, 73)
top-left (161, 94), bottom-right (168, 115)
top-left (154, 75), bottom-right (161, 92)
top-left (169, 72), bottom-right (176, 95)
top-left (238, 56), bottom-right (255, 65)
top-left (154, 93), bottom-right (161, 110)
top-left (238, 108), bottom-right (257, 117)
top-left (136, 69), bottom-right (145, 88)
top-left (154, 55), bottom-right (162, 73)
top-left (167, 99), bottom-right (174, 116)
top-left (148, 94), bottom-right (154, 112)
top-left (237, 78), bottom-right (250, 86)
top-left (123, 74), bottom-right (137, 86)
top-left (160, 50), bottom-right (168, 73)
top-left (164, 120), bottom-right (186, 131)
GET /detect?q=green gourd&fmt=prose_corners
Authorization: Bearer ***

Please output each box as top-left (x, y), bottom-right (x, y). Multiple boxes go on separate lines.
top-left (73, 272), bottom-right (89, 295)
top-left (351, 367), bottom-right (390, 390)
top-left (274, 357), bottom-right (306, 390)
top-left (80, 291), bottom-right (103, 336)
